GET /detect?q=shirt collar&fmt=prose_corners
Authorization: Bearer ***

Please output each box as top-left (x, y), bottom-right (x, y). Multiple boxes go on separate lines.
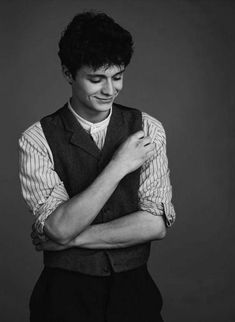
top-left (67, 100), bottom-right (112, 134)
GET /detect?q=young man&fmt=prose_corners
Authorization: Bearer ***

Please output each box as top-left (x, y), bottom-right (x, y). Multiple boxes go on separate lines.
top-left (19, 11), bottom-right (175, 322)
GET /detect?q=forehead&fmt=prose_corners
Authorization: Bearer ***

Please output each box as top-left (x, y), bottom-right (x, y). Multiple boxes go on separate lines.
top-left (79, 65), bottom-right (125, 76)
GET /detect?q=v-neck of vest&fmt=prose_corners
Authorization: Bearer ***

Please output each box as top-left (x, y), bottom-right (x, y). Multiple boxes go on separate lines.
top-left (59, 103), bottom-right (126, 160)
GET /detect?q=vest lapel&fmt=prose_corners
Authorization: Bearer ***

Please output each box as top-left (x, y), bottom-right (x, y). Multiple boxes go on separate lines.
top-left (101, 104), bottom-right (127, 162)
top-left (59, 103), bottom-right (128, 161)
top-left (59, 104), bottom-right (100, 159)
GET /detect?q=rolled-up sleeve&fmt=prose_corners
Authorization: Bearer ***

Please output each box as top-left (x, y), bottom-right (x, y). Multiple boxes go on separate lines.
top-left (139, 113), bottom-right (176, 227)
top-left (18, 123), bottom-right (69, 235)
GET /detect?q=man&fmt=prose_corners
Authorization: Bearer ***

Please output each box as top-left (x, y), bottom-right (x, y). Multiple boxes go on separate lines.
top-left (19, 11), bottom-right (175, 322)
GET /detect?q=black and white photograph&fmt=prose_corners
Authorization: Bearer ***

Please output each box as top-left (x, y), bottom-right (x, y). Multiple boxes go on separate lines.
top-left (1, 1), bottom-right (234, 321)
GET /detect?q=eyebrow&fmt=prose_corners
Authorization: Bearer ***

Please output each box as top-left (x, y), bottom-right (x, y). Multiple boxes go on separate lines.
top-left (87, 69), bottom-right (125, 77)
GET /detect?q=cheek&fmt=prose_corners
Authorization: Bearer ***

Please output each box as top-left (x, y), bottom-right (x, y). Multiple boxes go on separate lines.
top-left (78, 81), bottom-right (100, 98)
top-left (87, 85), bottom-right (102, 97)
top-left (115, 81), bottom-right (123, 92)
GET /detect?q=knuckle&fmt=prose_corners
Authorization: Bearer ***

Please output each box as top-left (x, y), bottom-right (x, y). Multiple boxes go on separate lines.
top-left (136, 130), bottom-right (144, 138)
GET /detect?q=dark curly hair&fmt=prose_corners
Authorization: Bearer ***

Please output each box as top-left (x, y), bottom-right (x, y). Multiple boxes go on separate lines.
top-left (58, 11), bottom-right (134, 79)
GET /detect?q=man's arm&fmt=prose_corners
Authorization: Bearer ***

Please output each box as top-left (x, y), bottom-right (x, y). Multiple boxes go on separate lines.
top-left (43, 130), bottom-right (155, 245)
top-left (139, 112), bottom-right (176, 227)
top-left (72, 211), bottom-right (166, 249)
top-left (33, 211), bottom-right (166, 251)
top-left (32, 115), bottom-right (176, 252)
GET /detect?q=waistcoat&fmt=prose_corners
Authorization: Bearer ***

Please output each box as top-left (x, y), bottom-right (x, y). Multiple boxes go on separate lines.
top-left (40, 103), bottom-right (151, 276)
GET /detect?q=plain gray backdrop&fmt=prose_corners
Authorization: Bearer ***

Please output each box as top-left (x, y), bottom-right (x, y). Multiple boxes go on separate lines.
top-left (1, 0), bottom-right (234, 321)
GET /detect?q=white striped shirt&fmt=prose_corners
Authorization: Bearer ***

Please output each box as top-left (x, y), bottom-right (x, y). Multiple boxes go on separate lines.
top-left (19, 103), bottom-right (176, 235)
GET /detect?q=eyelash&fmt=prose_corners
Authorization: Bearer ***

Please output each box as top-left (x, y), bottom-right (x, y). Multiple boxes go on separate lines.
top-left (90, 77), bottom-right (122, 84)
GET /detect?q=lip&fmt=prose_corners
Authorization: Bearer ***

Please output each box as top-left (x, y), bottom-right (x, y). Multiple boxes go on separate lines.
top-left (95, 97), bottom-right (113, 102)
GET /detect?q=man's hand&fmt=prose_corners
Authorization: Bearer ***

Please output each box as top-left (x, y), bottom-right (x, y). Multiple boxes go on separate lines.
top-left (34, 238), bottom-right (70, 251)
top-left (36, 131), bottom-right (155, 246)
top-left (111, 130), bottom-right (155, 176)
top-left (31, 224), bottom-right (71, 251)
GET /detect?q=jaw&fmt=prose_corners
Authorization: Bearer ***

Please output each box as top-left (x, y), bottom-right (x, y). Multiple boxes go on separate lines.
top-left (71, 96), bottom-right (112, 123)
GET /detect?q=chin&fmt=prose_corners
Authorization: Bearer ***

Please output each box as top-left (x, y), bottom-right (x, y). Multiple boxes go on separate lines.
top-left (94, 104), bottom-right (112, 112)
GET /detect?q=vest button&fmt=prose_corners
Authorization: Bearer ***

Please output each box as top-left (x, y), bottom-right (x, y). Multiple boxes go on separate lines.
top-left (103, 208), bottom-right (111, 217)
top-left (103, 266), bottom-right (109, 273)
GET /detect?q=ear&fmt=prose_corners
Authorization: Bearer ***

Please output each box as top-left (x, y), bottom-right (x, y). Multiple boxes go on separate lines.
top-left (62, 65), bottom-right (73, 85)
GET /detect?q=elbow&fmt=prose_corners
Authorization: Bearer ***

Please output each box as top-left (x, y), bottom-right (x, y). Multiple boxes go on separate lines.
top-left (157, 224), bottom-right (167, 240)
top-left (151, 216), bottom-right (167, 240)
top-left (44, 217), bottom-right (73, 246)
top-left (54, 234), bottom-right (72, 246)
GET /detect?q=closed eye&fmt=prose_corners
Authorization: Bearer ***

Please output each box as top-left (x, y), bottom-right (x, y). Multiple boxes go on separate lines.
top-left (113, 75), bottom-right (123, 81)
top-left (88, 70), bottom-right (124, 83)
top-left (89, 78), bottom-right (102, 83)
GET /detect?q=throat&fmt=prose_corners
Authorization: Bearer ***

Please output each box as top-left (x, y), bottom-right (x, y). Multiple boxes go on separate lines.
top-left (70, 99), bottom-right (111, 123)
top-left (82, 110), bottom-right (110, 123)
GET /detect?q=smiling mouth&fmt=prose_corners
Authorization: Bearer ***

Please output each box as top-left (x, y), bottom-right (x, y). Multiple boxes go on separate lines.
top-left (95, 97), bottom-right (113, 102)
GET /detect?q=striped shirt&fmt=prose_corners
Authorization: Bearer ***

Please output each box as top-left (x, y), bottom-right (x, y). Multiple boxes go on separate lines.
top-left (19, 102), bottom-right (176, 235)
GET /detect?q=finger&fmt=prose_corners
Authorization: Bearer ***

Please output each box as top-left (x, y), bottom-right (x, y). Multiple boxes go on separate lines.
top-left (31, 228), bottom-right (48, 242)
top-left (32, 237), bottom-right (41, 245)
top-left (145, 149), bottom-right (155, 160)
top-left (31, 230), bottom-right (44, 241)
top-left (31, 230), bottom-right (37, 239)
top-left (34, 240), bottom-right (66, 252)
top-left (35, 240), bottom-right (51, 251)
top-left (35, 244), bottom-right (43, 251)
top-left (144, 143), bottom-right (155, 152)
top-left (133, 130), bottom-right (145, 140)
top-left (140, 136), bottom-right (152, 146)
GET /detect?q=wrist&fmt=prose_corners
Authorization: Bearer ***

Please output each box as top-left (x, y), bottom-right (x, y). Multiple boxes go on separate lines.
top-left (72, 226), bottom-right (93, 248)
top-left (107, 159), bottom-right (128, 180)
top-left (71, 234), bottom-right (82, 247)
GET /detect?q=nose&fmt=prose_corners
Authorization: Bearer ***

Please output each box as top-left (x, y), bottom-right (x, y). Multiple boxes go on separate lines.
top-left (101, 79), bottom-right (114, 96)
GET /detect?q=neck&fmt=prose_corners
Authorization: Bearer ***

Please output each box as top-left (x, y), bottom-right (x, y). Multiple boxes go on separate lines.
top-left (70, 97), bottom-right (110, 123)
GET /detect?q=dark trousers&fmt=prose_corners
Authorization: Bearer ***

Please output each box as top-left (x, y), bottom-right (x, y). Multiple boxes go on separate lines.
top-left (30, 264), bottom-right (163, 322)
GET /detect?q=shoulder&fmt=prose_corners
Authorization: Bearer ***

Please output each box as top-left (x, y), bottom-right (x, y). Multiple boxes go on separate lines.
top-left (40, 105), bottom-right (65, 125)
top-left (20, 121), bottom-right (43, 142)
top-left (113, 103), bottom-right (142, 131)
top-left (114, 102), bottom-right (141, 116)
top-left (20, 104), bottom-right (66, 142)
top-left (19, 121), bottom-right (49, 154)
top-left (19, 105), bottom-right (67, 158)
top-left (114, 104), bottom-right (166, 144)
top-left (142, 111), bottom-right (166, 146)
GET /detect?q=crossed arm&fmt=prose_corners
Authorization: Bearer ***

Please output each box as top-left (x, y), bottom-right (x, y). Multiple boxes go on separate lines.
top-left (32, 211), bottom-right (166, 251)
top-left (31, 131), bottom-right (167, 251)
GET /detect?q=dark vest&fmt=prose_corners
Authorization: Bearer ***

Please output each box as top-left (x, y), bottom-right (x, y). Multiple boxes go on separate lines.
top-left (41, 103), bottom-right (151, 276)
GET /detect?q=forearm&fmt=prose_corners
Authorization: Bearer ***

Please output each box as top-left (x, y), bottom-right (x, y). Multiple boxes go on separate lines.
top-left (43, 130), bottom-right (155, 245)
top-left (44, 160), bottom-right (125, 244)
top-left (71, 211), bottom-right (166, 249)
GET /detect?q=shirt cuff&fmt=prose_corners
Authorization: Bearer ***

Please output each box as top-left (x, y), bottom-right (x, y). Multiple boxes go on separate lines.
top-left (34, 197), bottom-right (66, 235)
top-left (139, 200), bottom-right (176, 228)
top-left (162, 202), bottom-right (176, 227)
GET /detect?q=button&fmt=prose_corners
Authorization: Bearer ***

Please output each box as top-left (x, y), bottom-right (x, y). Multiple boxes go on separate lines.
top-left (103, 209), bottom-right (111, 219)
top-left (103, 266), bottom-right (109, 273)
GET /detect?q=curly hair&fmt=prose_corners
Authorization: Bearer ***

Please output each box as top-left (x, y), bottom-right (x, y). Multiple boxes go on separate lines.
top-left (58, 11), bottom-right (134, 79)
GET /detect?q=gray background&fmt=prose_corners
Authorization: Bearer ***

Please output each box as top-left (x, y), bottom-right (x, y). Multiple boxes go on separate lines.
top-left (1, 0), bottom-right (234, 321)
